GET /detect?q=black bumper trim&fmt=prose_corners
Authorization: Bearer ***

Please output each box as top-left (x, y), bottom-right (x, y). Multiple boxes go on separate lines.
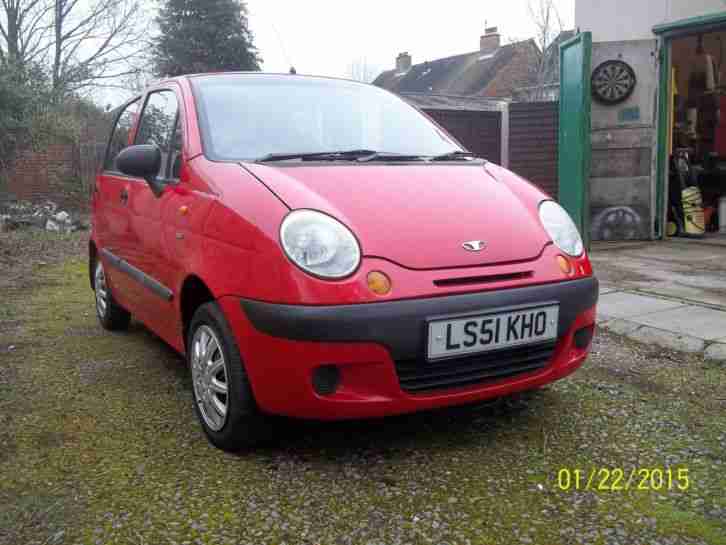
top-left (100, 248), bottom-right (174, 302)
top-left (240, 277), bottom-right (598, 360)
top-left (395, 341), bottom-right (556, 393)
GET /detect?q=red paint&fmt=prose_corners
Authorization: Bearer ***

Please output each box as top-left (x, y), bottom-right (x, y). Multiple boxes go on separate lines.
top-left (244, 162), bottom-right (550, 269)
top-left (218, 298), bottom-right (596, 419)
top-left (92, 75), bottom-right (597, 420)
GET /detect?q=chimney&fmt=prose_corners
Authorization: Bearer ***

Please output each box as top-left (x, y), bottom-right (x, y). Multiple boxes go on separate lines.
top-left (480, 26), bottom-right (500, 54)
top-left (396, 52), bottom-right (412, 72)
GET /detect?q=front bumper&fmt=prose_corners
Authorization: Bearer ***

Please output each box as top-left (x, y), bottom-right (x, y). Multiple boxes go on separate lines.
top-left (219, 276), bottom-right (598, 419)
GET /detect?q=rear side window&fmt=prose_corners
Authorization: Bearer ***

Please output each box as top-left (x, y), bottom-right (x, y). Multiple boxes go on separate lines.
top-left (135, 90), bottom-right (179, 181)
top-left (104, 98), bottom-right (140, 171)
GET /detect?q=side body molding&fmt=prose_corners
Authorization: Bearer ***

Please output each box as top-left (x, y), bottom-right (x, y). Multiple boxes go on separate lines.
top-left (100, 248), bottom-right (174, 302)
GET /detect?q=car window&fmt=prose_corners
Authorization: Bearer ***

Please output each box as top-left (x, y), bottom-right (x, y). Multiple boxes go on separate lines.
top-left (104, 98), bottom-right (140, 172)
top-left (191, 75), bottom-right (461, 161)
top-left (167, 116), bottom-right (183, 181)
top-left (135, 90), bottom-right (180, 180)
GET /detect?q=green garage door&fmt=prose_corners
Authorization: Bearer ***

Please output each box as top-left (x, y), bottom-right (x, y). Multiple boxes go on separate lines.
top-left (558, 32), bottom-right (592, 248)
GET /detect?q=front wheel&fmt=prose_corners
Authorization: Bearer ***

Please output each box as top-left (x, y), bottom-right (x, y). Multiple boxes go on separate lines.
top-left (188, 302), bottom-right (270, 451)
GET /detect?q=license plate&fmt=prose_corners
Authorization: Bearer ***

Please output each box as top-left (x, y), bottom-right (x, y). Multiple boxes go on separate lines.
top-left (427, 305), bottom-right (559, 360)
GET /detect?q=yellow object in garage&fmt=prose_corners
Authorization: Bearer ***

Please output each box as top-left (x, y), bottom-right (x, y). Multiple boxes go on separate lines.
top-left (682, 186), bottom-right (705, 236)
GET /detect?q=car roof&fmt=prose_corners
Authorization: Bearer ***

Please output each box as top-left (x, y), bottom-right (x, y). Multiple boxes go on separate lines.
top-left (112, 72), bottom-right (377, 114)
top-left (182, 72), bottom-right (371, 87)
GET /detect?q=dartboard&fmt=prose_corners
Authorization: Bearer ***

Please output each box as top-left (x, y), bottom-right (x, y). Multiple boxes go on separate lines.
top-left (591, 60), bottom-right (637, 105)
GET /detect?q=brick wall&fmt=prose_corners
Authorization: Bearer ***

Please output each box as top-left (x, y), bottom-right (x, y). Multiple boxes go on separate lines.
top-left (1, 143), bottom-right (83, 209)
top-left (0, 115), bottom-right (111, 211)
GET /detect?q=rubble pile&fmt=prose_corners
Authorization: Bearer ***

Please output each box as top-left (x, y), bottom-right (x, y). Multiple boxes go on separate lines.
top-left (0, 201), bottom-right (88, 234)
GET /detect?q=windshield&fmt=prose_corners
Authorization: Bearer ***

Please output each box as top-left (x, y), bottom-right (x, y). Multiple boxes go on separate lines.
top-left (191, 74), bottom-right (463, 161)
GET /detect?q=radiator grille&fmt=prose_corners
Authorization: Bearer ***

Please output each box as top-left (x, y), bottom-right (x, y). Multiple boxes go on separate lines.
top-left (395, 341), bottom-right (557, 393)
top-left (433, 271), bottom-right (532, 288)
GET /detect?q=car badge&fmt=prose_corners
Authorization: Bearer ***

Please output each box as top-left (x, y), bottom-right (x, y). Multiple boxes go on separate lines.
top-left (462, 240), bottom-right (486, 252)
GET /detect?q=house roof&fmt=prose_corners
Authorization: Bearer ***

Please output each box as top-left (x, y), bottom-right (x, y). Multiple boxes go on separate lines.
top-left (511, 30), bottom-right (578, 100)
top-left (373, 40), bottom-right (537, 97)
top-left (401, 92), bottom-right (506, 112)
top-left (554, 29), bottom-right (577, 45)
top-left (543, 30), bottom-right (577, 84)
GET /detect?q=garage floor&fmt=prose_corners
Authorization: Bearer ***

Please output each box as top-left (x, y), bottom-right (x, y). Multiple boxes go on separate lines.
top-left (591, 239), bottom-right (726, 308)
top-left (590, 239), bottom-right (726, 357)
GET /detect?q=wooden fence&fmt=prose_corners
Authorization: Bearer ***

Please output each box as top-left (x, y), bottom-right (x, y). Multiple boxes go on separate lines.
top-left (423, 101), bottom-right (560, 200)
top-left (508, 102), bottom-right (559, 200)
top-left (424, 109), bottom-right (502, 165)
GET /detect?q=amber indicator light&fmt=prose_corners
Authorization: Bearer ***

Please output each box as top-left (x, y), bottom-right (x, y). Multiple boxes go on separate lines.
top-left (556, 255), bottom-right (573, 276)
top-left (367, 271), bottom-right (392, 295)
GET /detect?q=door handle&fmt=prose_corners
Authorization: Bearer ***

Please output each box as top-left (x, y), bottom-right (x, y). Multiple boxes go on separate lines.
top-left (120, 188), bottom-right (129, 205)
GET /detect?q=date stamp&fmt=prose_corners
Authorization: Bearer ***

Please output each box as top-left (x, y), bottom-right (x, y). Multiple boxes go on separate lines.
top-left (556, 467), bottom-right (690, 492)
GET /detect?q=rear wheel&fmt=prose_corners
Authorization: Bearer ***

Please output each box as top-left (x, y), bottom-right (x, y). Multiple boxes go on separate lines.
top-left (188, 302), bottom-right (270, 451)
top-left (94, 260), bottom-right (130, 331)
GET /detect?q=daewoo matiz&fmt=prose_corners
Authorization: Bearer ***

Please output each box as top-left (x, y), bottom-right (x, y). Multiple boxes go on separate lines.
top-left (91, 73), bottom-right (598, 451)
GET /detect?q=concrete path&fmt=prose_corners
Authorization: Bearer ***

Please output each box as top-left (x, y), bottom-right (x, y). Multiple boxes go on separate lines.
top-left (591, 239), bottom-right (726, 360)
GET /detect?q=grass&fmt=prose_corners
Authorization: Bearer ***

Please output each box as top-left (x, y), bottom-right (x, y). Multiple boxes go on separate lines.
top-left (0, 255), bottom-right (724, 545)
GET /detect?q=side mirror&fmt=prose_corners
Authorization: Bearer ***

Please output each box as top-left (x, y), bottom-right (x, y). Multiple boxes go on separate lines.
top-left (116, 145), bottom-right (165, 197)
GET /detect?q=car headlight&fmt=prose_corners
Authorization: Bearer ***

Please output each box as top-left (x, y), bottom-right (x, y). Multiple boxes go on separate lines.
top-left (538, 200), bottom-right (584, 257)
top-left (280, 210), bottom-right (361, 279)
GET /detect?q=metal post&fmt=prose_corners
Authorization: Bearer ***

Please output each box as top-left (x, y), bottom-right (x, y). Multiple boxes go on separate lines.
top-left (500, 101), bottom-right (509, 167)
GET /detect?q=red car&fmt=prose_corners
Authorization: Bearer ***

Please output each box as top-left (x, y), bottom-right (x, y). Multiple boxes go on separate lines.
top-left (91, 73), bottom-right (598, 451)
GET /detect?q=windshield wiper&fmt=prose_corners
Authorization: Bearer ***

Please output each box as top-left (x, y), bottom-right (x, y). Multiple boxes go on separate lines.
top-left (428, 150), bottom-right (480, 161)
top-left (356, 152), bottom-right (428, 162)
top-left (257, 149), bottom-right (380, 162)
top-left (256, 150), bottom-right (428, 163)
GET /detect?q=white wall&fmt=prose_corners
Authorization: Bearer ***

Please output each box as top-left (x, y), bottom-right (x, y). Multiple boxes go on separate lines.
top-left (576, 0), bottom-right (726, 42)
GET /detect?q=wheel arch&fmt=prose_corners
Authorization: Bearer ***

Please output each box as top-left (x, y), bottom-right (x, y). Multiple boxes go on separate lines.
top-left (180, 274), bottom-right (216, 347)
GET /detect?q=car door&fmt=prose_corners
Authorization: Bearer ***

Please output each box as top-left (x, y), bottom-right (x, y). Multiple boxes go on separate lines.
top-left (95, 97), bottom-right (142, 310)
top-left (123, 88), bottom-right (181, 329)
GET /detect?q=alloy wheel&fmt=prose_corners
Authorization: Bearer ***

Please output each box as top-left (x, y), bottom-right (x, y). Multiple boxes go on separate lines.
top-left (190, 325), bottom-right (229, 431)
top-left (95, 262), bottom-right (108, 318)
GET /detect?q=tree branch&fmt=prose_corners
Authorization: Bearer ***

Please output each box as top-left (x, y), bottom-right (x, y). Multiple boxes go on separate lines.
top-left (44, 0), bottom-right (148, 95)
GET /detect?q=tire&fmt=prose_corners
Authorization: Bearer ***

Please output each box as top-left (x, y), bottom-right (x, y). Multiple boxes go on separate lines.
top-left (187, 302), bottom-right (270, 451)
top-left (93, 259), bottom-right (131, 331)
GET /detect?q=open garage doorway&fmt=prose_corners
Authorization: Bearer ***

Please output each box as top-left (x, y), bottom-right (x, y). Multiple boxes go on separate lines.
top-left (656, 15), bottom-right (726, 244)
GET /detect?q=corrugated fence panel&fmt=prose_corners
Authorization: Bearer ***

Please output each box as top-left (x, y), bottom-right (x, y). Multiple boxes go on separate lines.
top-left (508, 102), bottom-right (559, 199)
top-left (423, 109), bottom-right (502, 163)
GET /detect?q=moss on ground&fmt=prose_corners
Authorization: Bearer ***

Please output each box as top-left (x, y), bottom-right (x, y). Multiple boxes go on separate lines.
top-left (0, 256), bottom-right (724, 545)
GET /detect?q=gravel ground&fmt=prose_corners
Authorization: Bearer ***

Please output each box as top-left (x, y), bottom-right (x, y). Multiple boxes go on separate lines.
top-left (0, 229), bottom-right (724, 545)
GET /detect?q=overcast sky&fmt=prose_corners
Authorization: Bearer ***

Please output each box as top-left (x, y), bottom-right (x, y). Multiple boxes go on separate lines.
top-left (96, 0), bottom-right (575, 106)
top-left (246, 0), bottom-right (575, 79)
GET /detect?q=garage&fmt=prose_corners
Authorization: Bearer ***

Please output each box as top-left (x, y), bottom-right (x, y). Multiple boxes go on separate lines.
top-left (574, 3), bottom-right (726, 243)
top-left (656, 15), bottom-right (726, 241)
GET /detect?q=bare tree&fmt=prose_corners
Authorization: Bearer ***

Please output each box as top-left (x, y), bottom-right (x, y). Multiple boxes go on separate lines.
top-left (0, 0), bottom-right (54, 66)
top-left (527, 0), bottom-right (564, 101)
top-left (51, 0), bottom-right (150, 96)
top-left (119, 60), bottom-right (156, 95)
top-left (347, 57), bottom-right (381, 83)
top-left (1, 0), bottom-right (149, 95)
